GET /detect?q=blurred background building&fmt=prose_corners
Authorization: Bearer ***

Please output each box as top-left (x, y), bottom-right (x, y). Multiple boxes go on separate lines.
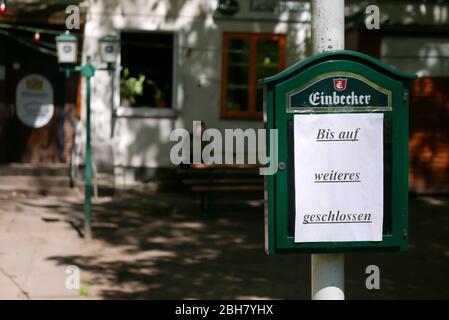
top-left (0, 0), bottom-right (448, 194)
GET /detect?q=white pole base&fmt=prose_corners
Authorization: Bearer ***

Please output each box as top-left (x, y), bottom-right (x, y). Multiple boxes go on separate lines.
top-left (311, 253), bottom-right (345, 300)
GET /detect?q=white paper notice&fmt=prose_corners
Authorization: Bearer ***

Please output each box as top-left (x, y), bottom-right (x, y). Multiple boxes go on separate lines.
top-left (294, 113), bottom-right (384, 243)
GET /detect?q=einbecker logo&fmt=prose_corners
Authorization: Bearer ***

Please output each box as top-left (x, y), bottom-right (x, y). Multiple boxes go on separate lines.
top-left (288, 74), bottom-right (391, 111)
top-left (333, 78), bottom-right (348, 91)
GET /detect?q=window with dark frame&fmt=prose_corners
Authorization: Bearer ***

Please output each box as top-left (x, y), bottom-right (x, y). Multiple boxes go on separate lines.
top-left (120, 32), bottom-right (174, 108)
top-left (221, 33), bottom-right (286, 119)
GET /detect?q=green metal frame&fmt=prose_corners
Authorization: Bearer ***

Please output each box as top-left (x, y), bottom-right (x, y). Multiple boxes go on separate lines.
top-left (263, 50), bottom-right (416, 255)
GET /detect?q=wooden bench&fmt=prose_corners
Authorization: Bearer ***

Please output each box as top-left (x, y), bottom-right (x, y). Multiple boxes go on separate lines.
top-left (177, 164), bottom-right (263, 214)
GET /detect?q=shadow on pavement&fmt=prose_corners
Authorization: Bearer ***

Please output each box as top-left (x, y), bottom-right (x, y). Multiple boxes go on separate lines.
top-left (41, 191), bottom-right (449, 299)
top-left (47, 191), bottom-right (308, 299)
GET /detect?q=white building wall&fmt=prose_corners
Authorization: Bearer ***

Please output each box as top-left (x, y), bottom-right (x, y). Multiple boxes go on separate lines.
top-left (80, 0), bottom-right (311, 173)
top-left (346, 0), bottom-right (449, 26)
top-left (381, 38), bottom-right (449, 77)
top-left (80, 1), bottom-right (449, 176)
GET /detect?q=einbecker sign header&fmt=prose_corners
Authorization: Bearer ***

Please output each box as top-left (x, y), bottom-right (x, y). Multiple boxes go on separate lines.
top-left (287, 72), bottom-right (391, 112)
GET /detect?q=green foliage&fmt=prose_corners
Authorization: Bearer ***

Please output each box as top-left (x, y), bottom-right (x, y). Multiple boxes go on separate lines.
top-left (79, 279), bottom-right (91, 297)
top-left (120, 68), bottom-right (145, 105)
top-left (120, 68), bottom-right (165, 107)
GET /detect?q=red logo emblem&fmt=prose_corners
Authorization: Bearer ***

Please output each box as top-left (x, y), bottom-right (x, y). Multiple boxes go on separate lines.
top-left (333, 78), bottom-right (348, 91)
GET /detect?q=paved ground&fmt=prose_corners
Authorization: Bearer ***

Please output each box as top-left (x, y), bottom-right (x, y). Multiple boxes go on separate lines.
top-left (0, 189), bottom-right (448, 299)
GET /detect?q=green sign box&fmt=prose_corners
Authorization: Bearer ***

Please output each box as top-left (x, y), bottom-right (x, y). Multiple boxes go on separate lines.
top-left (261, 50), bottom-right (416, 254)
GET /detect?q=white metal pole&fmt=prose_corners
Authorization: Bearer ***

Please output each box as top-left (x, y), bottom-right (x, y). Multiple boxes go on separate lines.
top-left (310, 0), bottom-right (345, 300)
top-left (311, 0), bottom-right (345, 53)
top-left (311, 254), bottom-right (344, 300)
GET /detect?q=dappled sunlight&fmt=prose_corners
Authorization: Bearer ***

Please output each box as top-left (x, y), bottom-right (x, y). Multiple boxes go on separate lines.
top-left (80, 0), bottom-right (312, 172)
top-left (245, 199), bottom-right (264, 208)
top-left (39, 190), bottom-right (306, 299)
top-left (347, 1), bottom-right (449, 25)
top-left (2, 0), bottom-right (449, 302)
top-left (419, 196), bottom-right (449, 207)
top-left (1, 188), bottom-right (449, 299)
top-left (237, 295), bottom-right (272, 300)
top-left (172, 221), bottom-right (206, 230)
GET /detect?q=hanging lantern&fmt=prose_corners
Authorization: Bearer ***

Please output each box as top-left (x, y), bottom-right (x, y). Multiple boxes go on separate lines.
top-left (216, 0), bottom-right (239, 16)
top-left (99, 35), bottom-right (119, 64)
top-left (55, 31), bottom-right (78, 64)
